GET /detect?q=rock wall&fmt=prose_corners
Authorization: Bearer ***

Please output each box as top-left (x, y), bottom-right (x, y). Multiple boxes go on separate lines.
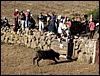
top-left (1, 27), bottom-right (56, 50)
top-left (1, 26), bottom-right (98, 64)
top-left (73, 37), bottom-right (98, 64)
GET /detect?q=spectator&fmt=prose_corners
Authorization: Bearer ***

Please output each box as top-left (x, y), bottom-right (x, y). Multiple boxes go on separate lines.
top-left (66, 18), bottom-right (72, 33)
top-left (25, 9), bottom-right (31, 28)
top-left (66, 18), bottom-right (71, 28)
top-left (89, 14), bottom-right (93, 22)
top-left (46, 13), bottom-right (51, 31)
top-left (19, 11), bottom-right (25, 30)
top-left (58, 19), bottom-right (63, 34)
top-left (89, 19), bottom-right (96, 39)
top-left (96, 22), bottom-right (99, 33)
top-left (48, 12), bottom-right (57, 33)
top-left (13, 9), bottom-right (19, 32)
top-left (57, 19), bottom-right (64, 47)
top-left (1, 17), bottom-right (10, 28)
top-left (84, 14), bottom-right (89, 34)
top-left (29, 14), bottom-right (36, 29)
top-left (63, 15), bottom-right (67, 24)
top-left (46, 13), bottom-right (51, 26)
top-left (38, 12), bottom-right (44, 32)
top-left (56, 15), bottom-right (61, 32)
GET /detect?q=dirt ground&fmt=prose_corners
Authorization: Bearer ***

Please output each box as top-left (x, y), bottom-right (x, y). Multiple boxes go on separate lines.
top-left (1, 1), bottom-right (99, 75)
top-left (1, 43), bottom-right (99, 75)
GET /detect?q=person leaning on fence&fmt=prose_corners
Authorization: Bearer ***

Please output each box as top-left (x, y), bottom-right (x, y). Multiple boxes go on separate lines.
top-left (13, 9), bottom-right (19, 32)
top-left (89, 19), bottom-right (96, 39)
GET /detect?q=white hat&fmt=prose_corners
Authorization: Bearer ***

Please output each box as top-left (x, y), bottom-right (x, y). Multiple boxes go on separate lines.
top-left (15, 9), bottom-right (18, 12)
top-left (89, 18), bottom-right (92, 22)
top-left (60, 19), bottom-right (63, 22)
top-left (30, 14), bottom-right (32, 17)
top-left (96, 23), bottom-right (99, 26)
top-left (57, 15), bottom-right (61, 19)
top-left (27, 9), bottom-right (30, 12)
top-left (67, 18), bottom-right (69, 20)
top-left (39, 15), bottom-right (41, 18)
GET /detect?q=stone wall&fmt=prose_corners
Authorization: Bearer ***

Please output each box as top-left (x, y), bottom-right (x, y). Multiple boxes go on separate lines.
top-left (1, 26), bottom-right (98, 64)
top-left (73, 36), bottom-right (98, 64)
top-left (1, 27), bottom-right (56, 50)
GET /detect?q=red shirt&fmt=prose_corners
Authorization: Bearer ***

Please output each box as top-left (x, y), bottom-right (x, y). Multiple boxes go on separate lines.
top-left (14, 11), bottom-right (19, 17)
top-left (66, 21), bottom-right (71, 28)
top-left (89, 22), bottom-right (95, 31)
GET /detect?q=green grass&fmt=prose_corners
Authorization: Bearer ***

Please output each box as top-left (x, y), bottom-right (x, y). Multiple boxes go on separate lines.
top-left (87, 8), bottom-right (99, 21)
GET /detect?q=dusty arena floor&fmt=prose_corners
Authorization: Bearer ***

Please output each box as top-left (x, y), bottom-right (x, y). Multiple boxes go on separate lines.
top-left (1, 43), bottom-right (99, 75)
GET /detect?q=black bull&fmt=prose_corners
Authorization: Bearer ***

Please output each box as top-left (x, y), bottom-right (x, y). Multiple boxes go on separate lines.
top-left (33, 49), bottom-right (60, 66)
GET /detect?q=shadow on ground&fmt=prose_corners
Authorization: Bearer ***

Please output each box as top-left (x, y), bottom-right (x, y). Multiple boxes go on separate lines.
top-left (50, 58), bottom-right (78, 65)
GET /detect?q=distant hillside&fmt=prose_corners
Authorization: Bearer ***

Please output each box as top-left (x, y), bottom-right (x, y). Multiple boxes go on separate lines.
top-left (1, 1), bottom-right (99, 24)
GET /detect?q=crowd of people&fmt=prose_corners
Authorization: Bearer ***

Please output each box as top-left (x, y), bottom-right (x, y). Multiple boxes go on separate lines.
top-left (1, 9), bottom-right (99, 39)
top-left (13, 9), bottom-right (36, 32)
top-left (1, 9), bottom-right (99, 46)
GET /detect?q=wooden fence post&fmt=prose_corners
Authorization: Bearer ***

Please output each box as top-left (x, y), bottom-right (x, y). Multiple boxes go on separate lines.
top-left (92, 40), bottom-right (96, 64)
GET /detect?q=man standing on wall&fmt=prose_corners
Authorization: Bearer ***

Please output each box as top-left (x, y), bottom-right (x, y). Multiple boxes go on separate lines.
top-left (66, 34), bottom-right (74, 60)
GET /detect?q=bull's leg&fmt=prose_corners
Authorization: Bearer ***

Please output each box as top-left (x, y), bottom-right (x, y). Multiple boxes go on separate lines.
top-left (53, 58), bottom-right (57, 63)
top-left (37, 58), bottom-right (42, 66)
top-left (33, 56), bottom-right (38, 65)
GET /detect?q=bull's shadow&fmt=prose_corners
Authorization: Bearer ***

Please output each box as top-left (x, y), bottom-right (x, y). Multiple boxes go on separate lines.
top-left (35, 58), bottom-right (78, 67)
top-left (50, 58), bottom-right (78, 65)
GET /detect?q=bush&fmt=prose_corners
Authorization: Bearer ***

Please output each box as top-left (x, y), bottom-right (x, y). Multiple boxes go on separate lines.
top-left (87, 8), bottom-right (99, 21)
